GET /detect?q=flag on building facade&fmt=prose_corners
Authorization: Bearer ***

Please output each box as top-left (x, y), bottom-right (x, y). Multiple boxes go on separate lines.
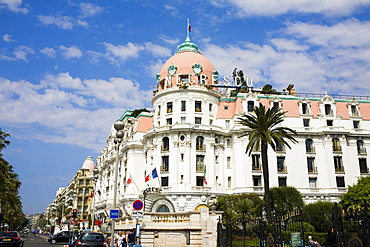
top-left (145, 168), bottom-right (158, 182)
top-left (90, 190), bottom-right (94, 198)
top-left (126, 174), bottom-right (133, 186)
top-left (203, 167), bottom-right (207, 185)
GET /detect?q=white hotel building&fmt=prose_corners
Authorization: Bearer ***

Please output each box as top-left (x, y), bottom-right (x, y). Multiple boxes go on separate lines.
top-left (93, 37), bottom-right (370, 230)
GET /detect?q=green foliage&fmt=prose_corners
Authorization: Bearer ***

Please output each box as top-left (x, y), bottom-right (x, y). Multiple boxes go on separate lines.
top-left (0, 129), bottom-right (26, 230)
top-left (286, 222), bottom-right (315, 232)
top-left (270, 186), bottom-right (304, 216)
top-left (218, 194), bottom-right (264, 220)
top-left (302, 201), bottom-right (335, 233)
top-left (131, 108), bottom-right (150, 118)
top-left (261, 84), bottom-right (280, 94)
top-left (340, 176), bottom-right (370, 210)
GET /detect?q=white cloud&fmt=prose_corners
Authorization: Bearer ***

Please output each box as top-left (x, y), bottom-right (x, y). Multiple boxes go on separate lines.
top-left (41, 73), bottom-right (84, 90)
top-left (0, 74), bottom-right (152, 151)
top-left (103, 42), bottom-right (144, 64)
top-left (3, 34), bottom-right (15, 42)
top-left (285, 19), bottom-right (370, 48)
top-left (203, 19), bottom-right (370, 95)
top-left (0, 45), bottom-right (34, 61)
top-left (0, 0), bottom-right (28, 14)
top-left (40, 47), bottom-right (57, 58)
top-left (79, 2), bottom-right (104, 18)
top-left (215, 0), bottom-right (370, 16)
top-left (37, 15), bottom-right (88, 30)
top-left (59, 45), bottom-right (83, 59)
top-left (144, 42), bottom-right (172, 57)
top-left (270, 39), bottom-right (309, 52)
top-left (159, 35), bottom-right (180, 45)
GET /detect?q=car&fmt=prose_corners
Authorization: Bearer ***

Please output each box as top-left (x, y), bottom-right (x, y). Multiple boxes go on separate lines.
top-left (73, 232), bottom-right (107, 246)
top-left (48, 231), bottom-right (74, 244)
top-left (0, 231), bottom-right (24, 247)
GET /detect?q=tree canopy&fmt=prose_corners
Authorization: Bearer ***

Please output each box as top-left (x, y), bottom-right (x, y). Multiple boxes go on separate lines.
top-left (0, 129), bottom-right (26, 230)
top-left (270, 186), bottom-right (304, 216)
top-left (340, 176), bottom-right (370, 210)
top-left (302, 201), bottom-right (335, 233)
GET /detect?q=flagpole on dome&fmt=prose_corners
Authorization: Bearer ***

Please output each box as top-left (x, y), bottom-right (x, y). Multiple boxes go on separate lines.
top-left (187, 18), bottom-right (191, 39)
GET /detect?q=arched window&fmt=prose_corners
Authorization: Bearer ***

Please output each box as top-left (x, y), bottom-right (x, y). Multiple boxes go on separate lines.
top-left (332, 138), bottom-right (341, 152)
top-left (357, 140), bottom-right (366, 154)
top-left (305, 139), bottom-right (314, 153)
top-left (162, 137), bottom-right (169, 151)
top-left (157, 205), bottom-right (170, 212)
top-left (196, 136), bottom-right (205, 150)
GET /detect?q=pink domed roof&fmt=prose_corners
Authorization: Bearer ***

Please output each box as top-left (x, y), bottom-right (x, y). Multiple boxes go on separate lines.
top-left (81, 156), bottom-right (94, 174)
top-left (157, 38), bottom-right (218, 90)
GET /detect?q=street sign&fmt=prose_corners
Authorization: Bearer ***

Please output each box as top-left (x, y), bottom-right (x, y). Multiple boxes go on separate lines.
top-left (110, 209), bottom-right (119, 219)
top-left (132, 211), bottom-right (144, 219)
top-left (132, 200), bottom-right (144, 211)
top-left (70, 219), bottom-right (77, 225)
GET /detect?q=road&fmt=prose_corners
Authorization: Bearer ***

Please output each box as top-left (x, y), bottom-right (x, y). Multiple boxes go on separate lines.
top-left (22, 234), bottom-right (69, 247)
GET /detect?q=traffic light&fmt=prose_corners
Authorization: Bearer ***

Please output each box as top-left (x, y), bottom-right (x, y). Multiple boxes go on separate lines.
top-left (72, 209), bottom-right (77, 219)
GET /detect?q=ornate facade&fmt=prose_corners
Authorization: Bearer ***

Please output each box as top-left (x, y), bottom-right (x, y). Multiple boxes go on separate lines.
top-left (91, 37), bottom-right (370, 246)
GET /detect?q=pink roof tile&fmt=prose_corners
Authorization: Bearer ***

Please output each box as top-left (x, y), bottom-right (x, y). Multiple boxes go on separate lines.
top-left (216, 101), bottom-right (236, 119)
top-left (310, 101), bottom-right (320, 118)
top-left (282, 100), bottom-right (300, 117)
top-left (359, 103), bottom-right (370, 120)
top-left (336, 102), bottom-right (350, 119)
top-left (137, 116), bottom-right (153, 132)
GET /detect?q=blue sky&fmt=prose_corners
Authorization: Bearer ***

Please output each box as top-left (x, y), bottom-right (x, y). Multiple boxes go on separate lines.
top-left (1, 0), bottom-right (370, 214)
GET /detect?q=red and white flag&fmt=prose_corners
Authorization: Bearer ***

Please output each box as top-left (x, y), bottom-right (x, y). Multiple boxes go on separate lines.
top-left (126, 174), bottom-right (133, 186)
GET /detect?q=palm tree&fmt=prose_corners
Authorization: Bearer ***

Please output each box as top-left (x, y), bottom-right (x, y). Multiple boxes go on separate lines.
top-left (235, 198), bottom-right (254, 247)
top-left (237, 104), bottom-right (298, 219)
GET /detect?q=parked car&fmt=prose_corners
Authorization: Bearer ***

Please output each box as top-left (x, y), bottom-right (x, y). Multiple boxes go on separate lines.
top-left (73, 232), bottom-right (107, 246)
top-left (0, 231), bottom-right (24, 247)
top-left (48, 231), bottom-right (74, 244)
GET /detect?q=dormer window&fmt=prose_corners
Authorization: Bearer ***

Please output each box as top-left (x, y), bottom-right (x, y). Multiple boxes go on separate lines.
top-left (325, 104), bottom-right (332, 116)
top-left (273, 101), bottom-right (280, 109)
top-left (351, 105), bottom-right (360, 117)
top-left (247, 101), bottom-right (254, 112)
top-left (301, 102), bottom-right (310, 115)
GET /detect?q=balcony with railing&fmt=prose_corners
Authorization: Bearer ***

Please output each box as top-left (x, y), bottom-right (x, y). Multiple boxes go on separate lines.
top-left (332, 146), bottom-right (342, 154)
top-left (306, 146), bottom-right (316, 154)
top-left (357, 148), bottom-right (367, 155)
top-left (196, 145), bottom-right (206, 152)
top-left (307, 166), bottom-right (318, 174)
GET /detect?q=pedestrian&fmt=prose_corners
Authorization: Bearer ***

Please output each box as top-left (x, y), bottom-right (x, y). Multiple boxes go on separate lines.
top-left (325, 228), bottom-right (335, 247)
top-left (127, 228), bottom-right (136, 247)
top-left (308, 236), bottom-right (322, 247)
top-left (116, 231), bottom-right (127, 247)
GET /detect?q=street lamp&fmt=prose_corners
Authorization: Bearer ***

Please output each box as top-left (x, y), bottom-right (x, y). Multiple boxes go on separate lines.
top-left (111, 120), bottom-right (124, 247)
top-left (91, 167), bottom-right (99, 231)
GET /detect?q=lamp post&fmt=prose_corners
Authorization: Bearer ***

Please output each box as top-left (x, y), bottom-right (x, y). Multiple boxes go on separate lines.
top-left (111, 120), bottom-right (124, 247)
top-left (91, 167), bottom-right (99, 231)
